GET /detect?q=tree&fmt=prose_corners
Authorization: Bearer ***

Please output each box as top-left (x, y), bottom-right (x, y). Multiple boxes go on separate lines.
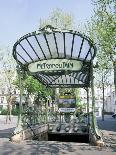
top-left (87, 0), bottom-right (116, 93)
top-left (13, 75), bottom-right (53, 104)
top-left (40, 8), bottom-right (74, 29)
top-left (94, 66), bottom-right (112, 120)
top-left (0, 47), bottom-right (16, 94)
top-left (85, 0), bottom-right (115, 121)
top-left (0, 47), bottom-right (16, 123)
top-left (6, 94), bottom-right (16, 123)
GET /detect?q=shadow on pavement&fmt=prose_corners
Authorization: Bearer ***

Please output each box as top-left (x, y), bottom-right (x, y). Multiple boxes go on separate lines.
top-left (0, 115), bottom-right (115, 154)
top-left (0, 140), bottom-right (115, 155)
top-left (0, 127), bottom-right (15, 138)
top-left (97, 116), bottom-right (116, 152)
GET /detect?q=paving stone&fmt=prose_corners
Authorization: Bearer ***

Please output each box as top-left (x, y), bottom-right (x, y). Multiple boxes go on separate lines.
top-left (0, 115), bottom-right (115, 154)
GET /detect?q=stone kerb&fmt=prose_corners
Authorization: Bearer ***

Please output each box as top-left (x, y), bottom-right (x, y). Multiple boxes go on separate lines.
top-left (89, 130), bottom-right (104, 147)
top-left (10, 124), bottom-right (48, 143)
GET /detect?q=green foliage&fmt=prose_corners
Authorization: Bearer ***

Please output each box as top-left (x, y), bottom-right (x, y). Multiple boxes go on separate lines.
top-left (90, 0), bottom-right (115, 64)
top-left (24, 76), bottom-right (53, 98)
top-left (0, 109), bottom-right (7, 115)
top-left (13, 75), bottom-right (53, 101)
top-left (12, 108), bottom-right (20, 115)
top-left (0, 47), bottom-right (16, 91)
top-left (23, 76), bottom-right (42, 94)
top-left (0, 108), bottom-right (19, 115)
top-left (86, 0), bottom-right (115, 90)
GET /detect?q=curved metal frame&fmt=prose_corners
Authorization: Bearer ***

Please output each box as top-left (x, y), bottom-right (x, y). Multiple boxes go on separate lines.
top-left (12, 25), bottom-right (102, 142)
top-left (13, 25), bottom-right (97, 88)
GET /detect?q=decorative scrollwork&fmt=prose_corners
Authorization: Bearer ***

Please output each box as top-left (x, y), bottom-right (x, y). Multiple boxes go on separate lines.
top-left (21, 107), bottom-right (47, 127)
top-left (48, 111), bottom-right (58, 123)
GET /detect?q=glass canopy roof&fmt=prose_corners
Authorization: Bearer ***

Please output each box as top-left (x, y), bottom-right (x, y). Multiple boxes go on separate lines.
top-left (13, 25), bottom-right (96, 88)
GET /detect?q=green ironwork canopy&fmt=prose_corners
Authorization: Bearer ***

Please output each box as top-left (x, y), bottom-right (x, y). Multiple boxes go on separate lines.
top-left (13, 25), bottom-right (96, 88)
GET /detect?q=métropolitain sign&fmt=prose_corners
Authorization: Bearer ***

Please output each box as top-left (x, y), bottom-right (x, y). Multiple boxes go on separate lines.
top-left (28, 59), bottom-right (82, 73)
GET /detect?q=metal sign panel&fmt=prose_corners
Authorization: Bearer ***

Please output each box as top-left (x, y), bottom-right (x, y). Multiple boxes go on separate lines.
top-left (28, 59), bottom-right (82, 73)
top-left (58, 96), bottom-right (76, 109)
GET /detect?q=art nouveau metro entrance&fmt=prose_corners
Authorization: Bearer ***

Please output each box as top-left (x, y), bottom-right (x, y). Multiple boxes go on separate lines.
top-left (12, 25), bottom-right (103, 144)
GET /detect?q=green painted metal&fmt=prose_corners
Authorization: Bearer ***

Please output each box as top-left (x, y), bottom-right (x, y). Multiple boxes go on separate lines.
top-left (12, 25), bottom-right (97, 88)
top-left (12, 25), bottom-right (101, 142)
top-left (14, 65), bottom-right (24, 134)
top-left (21, 107), bottom-right (47, 127)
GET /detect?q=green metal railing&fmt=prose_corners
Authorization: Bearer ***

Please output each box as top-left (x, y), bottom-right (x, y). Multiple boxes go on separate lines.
top-left (21, 107), bottom-right (47, 127)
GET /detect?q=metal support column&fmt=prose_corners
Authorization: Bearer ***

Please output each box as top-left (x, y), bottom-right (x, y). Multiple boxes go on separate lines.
top-left (86, 88), bottom-right (90, 125)
top-left (90, 63), bottom-right (96, 130)
top-left (14, 64), bottom-right (23, 134)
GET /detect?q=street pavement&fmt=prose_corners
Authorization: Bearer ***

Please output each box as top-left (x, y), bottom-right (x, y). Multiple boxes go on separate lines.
top-left (0, 115), bottom-right (115, 155)
top-left (97, 115), bottom-right (116, 151)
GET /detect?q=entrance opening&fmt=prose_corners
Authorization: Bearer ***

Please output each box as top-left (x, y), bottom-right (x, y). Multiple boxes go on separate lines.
top-left (34, 132), bottom-right (89, 143)
top-left (12, 25), bottom-right (99, 144)
top-left (48, 133), bottom-right (89, 143)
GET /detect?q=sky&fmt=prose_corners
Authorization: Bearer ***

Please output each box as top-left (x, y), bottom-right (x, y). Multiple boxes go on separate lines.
top-left (0, 0), bottom-right (94, 48)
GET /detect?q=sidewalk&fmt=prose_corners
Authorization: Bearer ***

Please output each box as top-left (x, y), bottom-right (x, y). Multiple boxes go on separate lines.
top-left (0, 115), bottom-right (17, 130)
top-left (97, 115), bottom-right (116, 151)
top-left (0, 115), bottom-right (17, 140)
top-left (0, 115), bottom-right (115, 155)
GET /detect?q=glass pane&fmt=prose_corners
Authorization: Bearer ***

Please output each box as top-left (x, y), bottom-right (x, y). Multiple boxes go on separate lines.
top-left (43, 74), bottom-right (53, 83)
top-left (38, 74), bottom-right (48, 83)
top-left (55, 32), bottom-right (64, 58)
top-left (49, 75), bottom-right (59, 83)
top-left (28, 36), bottom-right (44, 60)
top-left (72, 35), bottom-right (82, 58)
top-left (74, 72), bottom-right (82, 80)
top-left (37, 34), bottom-right (51, 59)
top-left (16, 53), bottom-right (26, 64)
top-left (70, 74), bottom-right (80, 84)
top-left (85, 50), bottom-right (92, 60)
top-left (80, 40), bottom-right (90, 60)
top-left (54, 76), bottom-right (61, 84)
top-left (75, 78), bottom-right (80, 84)
top-left (79, 73), bottom-right (85, 81)
top-left (51, 75), bottom-right (83, 85)
top-left (82, 74), bottom-right (87, 82)
top-left (20, 39), bottom-right (38, 61)
top-left (62, 75), bottom-right (67, 84)
top-left (65, 33), bottom-right (73, 58)
top-left (16, 44), bottom-right (32, 63)
top-left (46, 33), bottom-right (58, 58)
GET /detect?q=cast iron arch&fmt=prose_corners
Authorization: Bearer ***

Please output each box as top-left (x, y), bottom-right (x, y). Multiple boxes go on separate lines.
top-left (13, 25), bottom-right (96, 88)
